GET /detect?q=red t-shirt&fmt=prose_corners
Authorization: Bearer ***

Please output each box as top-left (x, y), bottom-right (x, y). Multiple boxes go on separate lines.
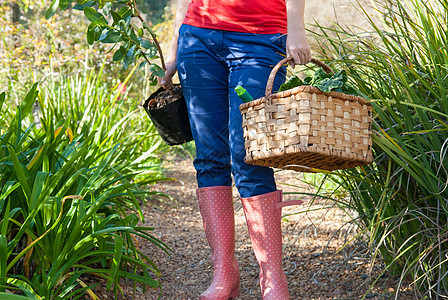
top-left (183, 0), bottom-right (287, 34)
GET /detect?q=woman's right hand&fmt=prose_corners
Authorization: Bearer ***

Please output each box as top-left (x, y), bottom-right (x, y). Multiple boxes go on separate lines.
top-left (159, 58), bottom-right (177, 90)
top-left (158, 0), bottom-right (191, 89)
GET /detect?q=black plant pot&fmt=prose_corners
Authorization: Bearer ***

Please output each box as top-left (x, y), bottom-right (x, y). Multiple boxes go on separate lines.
top-left (144, 84), bottom-right (193, 146)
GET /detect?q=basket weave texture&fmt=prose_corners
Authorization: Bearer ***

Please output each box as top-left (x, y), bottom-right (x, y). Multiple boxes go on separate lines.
top-left (239, 58), bottom-right (373, 172)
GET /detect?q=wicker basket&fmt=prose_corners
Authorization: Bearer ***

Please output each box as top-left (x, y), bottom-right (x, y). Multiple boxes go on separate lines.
top-left (239, 57), bottom-right (373, 172)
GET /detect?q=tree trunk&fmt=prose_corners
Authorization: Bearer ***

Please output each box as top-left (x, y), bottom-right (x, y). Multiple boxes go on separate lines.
top-left (11, 2), bottom-right (21, 23)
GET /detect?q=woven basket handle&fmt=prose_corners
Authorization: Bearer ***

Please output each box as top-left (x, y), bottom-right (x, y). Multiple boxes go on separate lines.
top-left (265, 57), bottom-right (333, 99)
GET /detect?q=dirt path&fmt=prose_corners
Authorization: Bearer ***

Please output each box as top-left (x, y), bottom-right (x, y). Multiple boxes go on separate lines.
top-left (127, 157), bottom-right (414, 300)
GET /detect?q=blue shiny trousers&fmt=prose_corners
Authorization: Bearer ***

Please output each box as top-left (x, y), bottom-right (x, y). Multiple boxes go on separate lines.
top-left (177, 24), bottom-right (287, 198)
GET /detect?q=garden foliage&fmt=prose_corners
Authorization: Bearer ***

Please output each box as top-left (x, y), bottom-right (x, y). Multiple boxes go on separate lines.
top-left (312, 0), bottom-right (448, 297)
top-left (0, 1), bottom-right (165, 103)
top-left (0, 67), bottom-right (172, 299)
top-left (45, 0), bottom-right (166, 86)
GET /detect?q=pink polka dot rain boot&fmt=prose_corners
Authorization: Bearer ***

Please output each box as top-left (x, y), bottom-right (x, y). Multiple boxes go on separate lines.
top-left (196, 186), bottom-right (240, 300)
top-left (241, 190), bottom-right (302, 300)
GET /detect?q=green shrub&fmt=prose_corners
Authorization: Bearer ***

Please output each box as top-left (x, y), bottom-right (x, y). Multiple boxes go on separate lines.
top-left (311, 0), bottom-right (448, 297)
top-left (0, 69), bottom-right (172, 298)
top-left (0, 1), bottom-right (155, 103)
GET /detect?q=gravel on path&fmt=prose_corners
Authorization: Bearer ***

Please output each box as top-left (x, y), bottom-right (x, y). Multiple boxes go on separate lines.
top-left (127, 157), bottom-right (414, 300)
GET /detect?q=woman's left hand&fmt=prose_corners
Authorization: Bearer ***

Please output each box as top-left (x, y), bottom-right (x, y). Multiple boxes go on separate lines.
top-left (285, 0), bottom-right (311, 68)
top-left (286, 29), bottom-right (311, 68)
top-left (158, 58), bottom-right (177, 90)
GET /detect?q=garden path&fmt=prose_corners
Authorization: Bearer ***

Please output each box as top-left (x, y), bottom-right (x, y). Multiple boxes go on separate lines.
top-left (112, 157), bottom-right (414, 300)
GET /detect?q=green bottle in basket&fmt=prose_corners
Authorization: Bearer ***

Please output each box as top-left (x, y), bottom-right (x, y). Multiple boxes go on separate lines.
top-left (235, 85), bottom-right (254, 103)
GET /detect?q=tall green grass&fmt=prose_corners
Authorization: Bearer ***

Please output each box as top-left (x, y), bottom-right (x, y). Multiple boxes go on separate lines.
top-left (310, 0), bottom-right (448, 297)
top-left (0, 66), bottom-right (172, 298)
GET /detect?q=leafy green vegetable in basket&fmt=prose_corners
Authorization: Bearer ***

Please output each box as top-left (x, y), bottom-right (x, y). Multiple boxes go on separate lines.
top-left (278, 68), bottom-right (359, 96)
top-left (277, 75), bottom-right (304, 91)
top-left (309, 67), bottom-right (333, 85)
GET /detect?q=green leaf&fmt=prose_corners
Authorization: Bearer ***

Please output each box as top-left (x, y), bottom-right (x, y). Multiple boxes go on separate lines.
top-left (5, 278), bottom-right (37, 299)
top-left (106, 235), bottom-right (123, 290)
top-left (81, 144), bottom-right (120, 194)
top-left (129, 29), bottom-right (140, 45)
top-left (149, 48), bottom-right (158, 58)
top-left (0, 235), bottom-right (6, 292)
top-left (29, 172), bottom-right (48, 213)
top-left (21, 83), bottom-right (38, 116)
top-left (86, 24), bottom-right (95, 45)
top-left (101, 30), bottom-right (121, 44)
top-left (86, 23), bottom-right (99, 45)
top-left (73, 1), bottom-right (95, 10)
top-left (118, 7), bottom-right (132, 21)
top-left (278, 76), bottom-right (303, 91)
top-left (59, 0), bottom-right (72, 10)
top-left (0, 92), bottom-right (5, 112)
top-left (140, 39), bottom-right (153, 49)
top-left (126, 46), bottom-right (135, 58)
top-left (98, 28), bottom-right (110, 42)
top-left (116, 270), bottom-right (159, 288)
top-left (7, 145), bottom-right (31, 201)
top-left (138, 60), bottom-right (147, 71)
top-left (148, 75), bottom-right (158, 86)
top-left (45, 0), bottom-right (59, 19)
top-left (0, 182), bottom-right (20, 215)
top-left (117, 6), bottom-right (129, 16)
top-left (315, 78), bottom-right (339, 93)
top-left (310, 67), bottom-right (333, 85)
top-left (1, 200), bottom-right (10, 237)
top-left (117, 19), bottom-right (126, 32)
top-left (113, 48), bottom-right (125, 61)
top-left (303, 76), bottom-right (312, 84)
top-left (110, 10), bottom-right (122, 25)
top-left (149, 64), bottom-right (165, 77)
top-left (83, 7), bottom-right (107, 24)
top-left (0, 293), bottom-right (32, 300)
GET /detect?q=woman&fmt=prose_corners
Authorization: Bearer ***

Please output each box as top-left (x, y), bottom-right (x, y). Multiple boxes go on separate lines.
top-left (159, 0), bottom-right (311, 298)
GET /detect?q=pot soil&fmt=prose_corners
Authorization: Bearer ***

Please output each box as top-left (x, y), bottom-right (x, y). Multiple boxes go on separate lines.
top-left (144, 84), bottom-right (193, 146)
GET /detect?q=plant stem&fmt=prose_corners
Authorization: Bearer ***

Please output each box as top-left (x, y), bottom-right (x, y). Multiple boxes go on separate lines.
top-left (129, 1), bottom-right (166, 71)
top-left (128, 1), bottom-right (174, 95)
